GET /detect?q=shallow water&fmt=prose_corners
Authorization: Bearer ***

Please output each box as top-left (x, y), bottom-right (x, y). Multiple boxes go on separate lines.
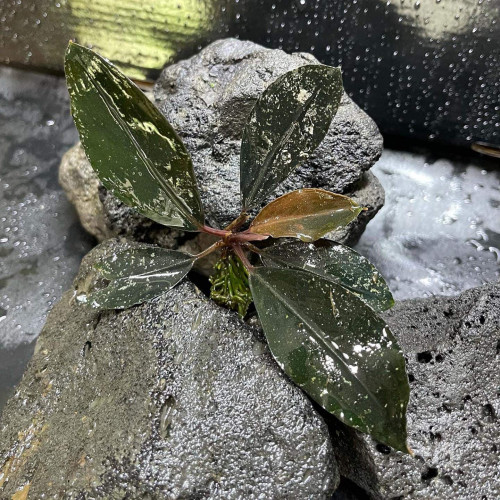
top-left (0, 66), bottom-right (498, 412)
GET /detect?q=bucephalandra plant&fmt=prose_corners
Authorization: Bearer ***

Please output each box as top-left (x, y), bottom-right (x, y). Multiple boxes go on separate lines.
top-left (65, 41), bottom-right (410, 452)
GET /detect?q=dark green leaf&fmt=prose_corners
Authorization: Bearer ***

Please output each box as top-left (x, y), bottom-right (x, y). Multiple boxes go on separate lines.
top-left (250, 188), bottom-right (361, 242)
top-left (249, 267), bottom-right (409, 452)
top-left (65, 42), bottom-right (204, 231)
top-left (240, 64), bottom-right (343, 210)
top-left (85, 245), bottom-right (194, 309)
top-left (261, 240), bottom-right (394, 312)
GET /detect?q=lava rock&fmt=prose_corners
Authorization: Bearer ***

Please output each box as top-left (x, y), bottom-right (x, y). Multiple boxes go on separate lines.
top-left (369, 283), bottom-right (500, 498)
top-left (59, 38), bottom-right (384, 245)
top-left (0, 240), bottom-right (339, 498)
top-left (155, 38), bottom-right (383, 227)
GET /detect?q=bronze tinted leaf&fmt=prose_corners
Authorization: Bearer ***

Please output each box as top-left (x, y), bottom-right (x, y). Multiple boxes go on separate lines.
top-left (261, 239), bottom-right (394, 312)
top-left (65, 42), bottom-right (204, 231)
top-left (249, 267), bottom-right (409, 452)
top-left (249, 188), bottom-right (362, 242)
top-left (240, 64), bottom-right (343, 210)
top-left (84, 245), bottom-right (194, 309)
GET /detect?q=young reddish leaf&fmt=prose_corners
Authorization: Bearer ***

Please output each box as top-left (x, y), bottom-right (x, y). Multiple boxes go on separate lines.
top-left (65, 42), bottom-right (204, 231)
top-left (240, 64), bottom-right (343, 210)
top-left (249, 267), bottom-right (410, 452)
top-left (249, 188), bottom-right (362, 242)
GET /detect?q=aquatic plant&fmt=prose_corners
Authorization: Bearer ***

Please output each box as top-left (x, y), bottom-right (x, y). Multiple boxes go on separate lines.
top-left (65, 42), bottom-right (410, 452)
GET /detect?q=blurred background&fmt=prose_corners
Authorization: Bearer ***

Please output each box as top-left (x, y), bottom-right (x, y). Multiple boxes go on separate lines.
top-left (0, 0), bottom-right (499, 409)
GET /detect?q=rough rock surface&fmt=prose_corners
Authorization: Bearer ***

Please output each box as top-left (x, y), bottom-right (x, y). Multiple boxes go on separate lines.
top-left (58, 143), bottom-right (112, 241)
top-left (0, 240), bottom-right (339, 499)
top-left (59, 38), bottom-right (384, 244)
top-left (155, 38), bottom-right (383, 227)
top-left (368, 283), bottom-right (500, 499)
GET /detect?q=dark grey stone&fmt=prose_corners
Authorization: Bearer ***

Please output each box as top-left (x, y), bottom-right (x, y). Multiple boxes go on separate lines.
top-left (60, 39), bottom-right (384, 245)
top-left (154, 38), bottom-right (383, 228)
top-left (0, 239), bottom-right (339, 498)
top-left (367, 283), bottom-right (500, 498)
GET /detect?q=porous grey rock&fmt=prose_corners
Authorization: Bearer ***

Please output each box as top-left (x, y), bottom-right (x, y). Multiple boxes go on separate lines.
top-left (59, 38), bottom-right (384, 246)
top-left (155, 38), bottom-right (384, 228)
top-left (0, 239), bottom-right (339, 498)
top-left (367, 283), bottom-right (500, 499)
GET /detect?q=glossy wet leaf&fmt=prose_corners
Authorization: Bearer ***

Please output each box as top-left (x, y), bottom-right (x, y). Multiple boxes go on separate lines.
top-left (249, 267), bottom-right (409, 452)
top-left (249, 188), bottom-right (361, 242)
top-left (261, 240), bottom-right (394, 312)
top-left (86, 245), bottom-right (194, 309)
top-left (240, 64), bottom-right (343, 210)
top-left (65, 42), bottom-right (204, 231)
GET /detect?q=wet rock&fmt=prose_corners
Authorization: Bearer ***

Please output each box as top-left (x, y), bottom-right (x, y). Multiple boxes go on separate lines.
top-left (0, 67), bottom-right (93, 410)
top-left (155, 38), bottom-right (383, 228)
top-left (60, 38), bottom-right (384, 245)
top-left (368, 283), bottom-right (500, 498)
top-left (0, 240), bottom-right (339, 498)
top-left (59, 143), bottom-right (112, 241)
top-left (327, 171), bottom-right (385, 246)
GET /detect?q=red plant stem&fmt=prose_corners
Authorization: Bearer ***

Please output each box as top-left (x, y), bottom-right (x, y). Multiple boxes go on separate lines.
top-left (194, 241), bottom-right (224, 260)
top-left (230, 232), bottom-right (269, 243)
top-left (201, 225), bottom-right (231, 238)
top-left (201, 224), bottom-right (269, 243)
top-left (232, 244), bottom-right (253, 272)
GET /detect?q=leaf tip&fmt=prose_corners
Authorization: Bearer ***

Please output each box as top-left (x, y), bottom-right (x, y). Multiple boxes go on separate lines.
top-left (383, 425), bottom-right (410, 454)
